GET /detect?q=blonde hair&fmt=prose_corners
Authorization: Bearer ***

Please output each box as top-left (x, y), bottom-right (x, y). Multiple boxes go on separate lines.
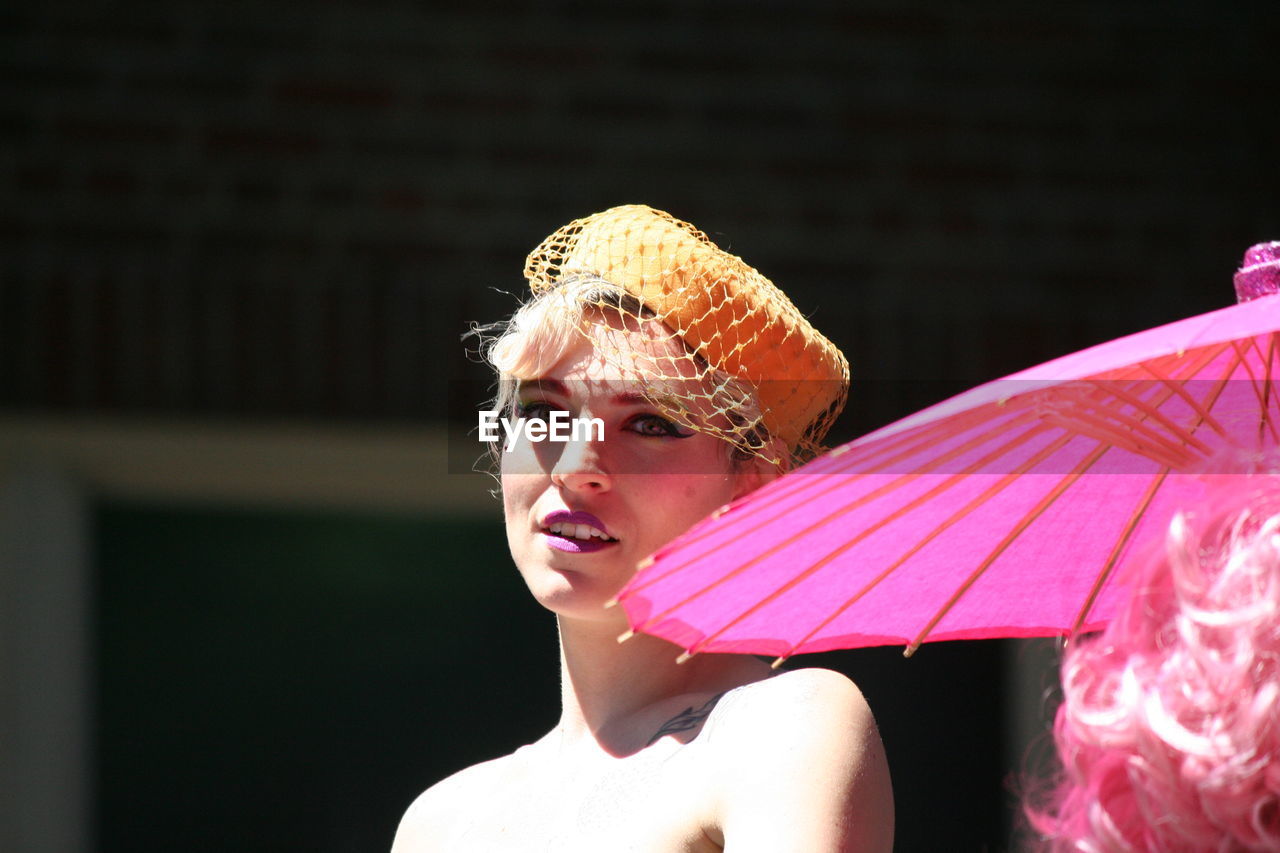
top-left (473, 275), bottom-right (772, 466)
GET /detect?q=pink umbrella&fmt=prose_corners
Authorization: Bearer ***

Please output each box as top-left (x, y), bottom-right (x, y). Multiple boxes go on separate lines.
top-left (614, 242), bottom-right (1280, 662)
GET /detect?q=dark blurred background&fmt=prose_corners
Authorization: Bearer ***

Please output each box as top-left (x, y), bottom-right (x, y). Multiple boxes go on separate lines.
top-left (1, 1), bottom-right (1275, 851)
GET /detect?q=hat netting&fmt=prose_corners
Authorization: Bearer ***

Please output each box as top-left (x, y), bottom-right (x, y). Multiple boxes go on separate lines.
top-left (523, 204), bottom-right (849, 465)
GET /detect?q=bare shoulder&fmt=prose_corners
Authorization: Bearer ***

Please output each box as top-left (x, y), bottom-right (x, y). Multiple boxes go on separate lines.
top-left (711, 667), bottom-right (875, 737)
top-left (705, 668), bottom-right (894, 853)
top-left (390, 754), bottom-right (516, 853)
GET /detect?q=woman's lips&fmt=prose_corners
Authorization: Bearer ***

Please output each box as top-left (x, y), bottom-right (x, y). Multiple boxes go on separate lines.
top-left (539, 509), bottom-right (617, 553)
top-left (541, 533), bottom-right (615, 554)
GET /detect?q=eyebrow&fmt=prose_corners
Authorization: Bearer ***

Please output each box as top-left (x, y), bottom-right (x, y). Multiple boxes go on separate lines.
top-left (516, 380), bottom-right (684, 412)
top-left (516, 378), bottom-right (570, 398)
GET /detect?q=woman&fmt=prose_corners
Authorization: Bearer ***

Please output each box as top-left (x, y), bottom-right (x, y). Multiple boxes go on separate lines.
top-left (1028, 462), bottom-right (1280, 852)
top-left (393, 205), bottom-right (893, 852)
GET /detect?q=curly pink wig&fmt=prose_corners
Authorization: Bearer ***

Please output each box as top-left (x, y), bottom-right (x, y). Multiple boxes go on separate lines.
top-left (1030, 469), bottom-right (1280, 852)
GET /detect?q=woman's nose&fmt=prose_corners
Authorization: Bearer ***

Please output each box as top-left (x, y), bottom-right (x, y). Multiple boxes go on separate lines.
top-left (548, 432), bottom-right (612, 493)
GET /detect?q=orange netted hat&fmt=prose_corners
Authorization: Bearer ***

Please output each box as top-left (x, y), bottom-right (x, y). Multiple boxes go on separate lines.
top-left (523, 204), bottom-right (849, 464)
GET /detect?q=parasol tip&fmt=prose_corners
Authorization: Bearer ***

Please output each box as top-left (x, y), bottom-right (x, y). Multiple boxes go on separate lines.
top-left (902, 643), bottom-right (920, 659)
top-left (617, 629), bottom-right (635, 644)
top-left (1234, 241), bottom-right (1280, 303)
top-left (675, 650), bottom-right (695, 665)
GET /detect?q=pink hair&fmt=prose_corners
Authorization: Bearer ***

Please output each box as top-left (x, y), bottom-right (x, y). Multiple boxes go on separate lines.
top-left (1030, 469), bottom-right (1280, 852)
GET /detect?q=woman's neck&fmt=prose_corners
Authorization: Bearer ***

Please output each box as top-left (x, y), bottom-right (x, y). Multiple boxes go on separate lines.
top-left (553, 615), bottom-right (771, 755)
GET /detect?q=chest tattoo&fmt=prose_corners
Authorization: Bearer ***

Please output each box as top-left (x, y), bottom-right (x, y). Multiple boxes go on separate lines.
top-left (647, 691), bottom-right (726, 746)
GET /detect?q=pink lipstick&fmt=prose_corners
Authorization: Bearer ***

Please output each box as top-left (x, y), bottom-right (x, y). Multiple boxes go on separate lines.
top-left (539, 510), bottom-right (617, 554)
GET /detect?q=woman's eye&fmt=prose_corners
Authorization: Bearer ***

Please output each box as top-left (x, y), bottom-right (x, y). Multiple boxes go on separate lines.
top-left (515, 401), bottom-right (554, 420)
top-left (628, 414), bottom-right (694, 438)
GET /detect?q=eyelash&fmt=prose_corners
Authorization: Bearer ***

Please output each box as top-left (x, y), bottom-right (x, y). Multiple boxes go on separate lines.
top-left (626, 413), bottom-right (694, 439)
top-left (515, 401), bottom-right (554, 420)
top-left (513, 402), bottom-right (693, 439)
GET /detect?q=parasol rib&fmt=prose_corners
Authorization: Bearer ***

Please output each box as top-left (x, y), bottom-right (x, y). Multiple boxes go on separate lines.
top-left (902, 441), bottom-right (1115, 656)
top-left (769, 443), bottom-right (1102, 663)
top-left (1046, 359), bottom-right (1224, 465)
top-left (1067, 467), bottom-right (1169, 637)
top-left (1077, 381), bottom-right (1214, 456)
top-left (907, 345), bottom-right (1247, 653)
top-left (624, 273), bottom-right (1280, 661)
top-left (674, 427), bottom-right (1081, 659)
top-left (1265, 333), bottom-right (1278, 446)
top-left (650, 362), bottom-right (1211, 657)
top-left (1136, 369), bottom-right (1228, 442)
top-left (624, 403), bottom-right (1038, 581)
top-left (629, 420), bottom-right (1058, 637)
top-left (1174, 338), bottom-right (1252, 447)
top-left (1231, 334), bottom-right (1280, 446)
top-left (619, 408), bottom-right (1043, 597)
top-left (1037, 404), bottom-right (1195, 469)
top-left (1063, 348), bottom-right (1243, 634)
top-left (779, 373), bottom-right (1208, 661)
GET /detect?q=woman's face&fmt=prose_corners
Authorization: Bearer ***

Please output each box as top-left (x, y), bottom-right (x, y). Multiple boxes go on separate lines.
top-left (500, 319), bottom-right (763, 625)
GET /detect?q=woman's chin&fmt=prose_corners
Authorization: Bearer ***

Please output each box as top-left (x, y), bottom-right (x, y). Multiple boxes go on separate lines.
top-left (525, 573), bottom-right (629, 624)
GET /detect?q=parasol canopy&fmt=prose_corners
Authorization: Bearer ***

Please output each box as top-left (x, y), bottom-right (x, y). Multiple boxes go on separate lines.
top-left (614, 242), bottom-right (1280, 661)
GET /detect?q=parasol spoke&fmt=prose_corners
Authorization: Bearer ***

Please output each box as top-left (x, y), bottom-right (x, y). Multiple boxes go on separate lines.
top-left (1034, 365), bottom-right (1224, 469)
top-left (1076, 380), bottom-right (1215, 457)
top-left (626, 419), bottom-right (1057, 629)
top-left (1230, 334), bottom-right (1280, 447)
top-left (624, 404), bottom-right (1033, 574)
top-left (1037, 403), bottom-right (1197, 468)
top-left (1054, 340), bottom-right (1244, 466)
top-left (901, 441), bottom-right (1117, 656)
top-left (1064, 344), bottom-right (1244, 633)
top-left (1041, 345), bottom-right (1229, 463)
top-left (619, 244), bottom-right (1280, 660)
top-left (900, 365), bottom-right (1224, 655)
top-left (905, 345), bottom-right (1241, 654)
top-left (619, 408), bottom-right (1044, 597)
top-left (1265, 333), bottom-right (1279, 446)
top-left (1155, 337), bottom-right (1262, 453)
top-left (769, 365), bottom-right (1225, 662)
top-left (1063, 347), bottom-right (1239, 634)
top-left (676, 427), bottom-right (1083, 661)
top-left (1067, 467), bottom-right (1169, 636)
top-left (639, 360), bottom-right (1204, 575)
top-left (1137, 356), bottom-right (1232, 441)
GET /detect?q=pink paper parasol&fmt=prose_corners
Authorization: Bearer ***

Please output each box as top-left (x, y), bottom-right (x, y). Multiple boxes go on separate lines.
top-left (614, 242), bottom-right (1280, 661)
